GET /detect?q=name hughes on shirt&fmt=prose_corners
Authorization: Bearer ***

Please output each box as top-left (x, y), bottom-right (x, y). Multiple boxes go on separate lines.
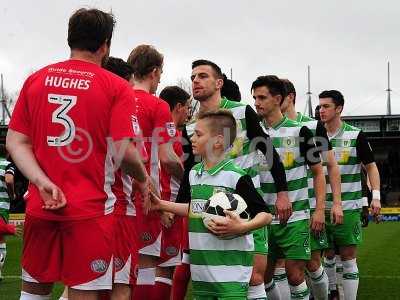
top-left (44, 75), bottom-right (91, 90)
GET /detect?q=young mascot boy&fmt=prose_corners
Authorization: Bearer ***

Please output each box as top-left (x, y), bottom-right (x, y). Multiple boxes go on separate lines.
top-left (151, 110), bottom-right (272, 299)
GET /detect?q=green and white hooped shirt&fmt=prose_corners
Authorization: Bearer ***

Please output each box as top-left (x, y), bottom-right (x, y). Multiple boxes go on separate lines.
top-left (188, 159), bottom-right (256, 297)
top-left (296, 112), bottom-right (322, 210)
top-left (185, 97), bottom-right (262, 181)
top-left (326, 122), bottom-right (365, 211)
top-left (0, 158), bottom-right (11, 222)
top-left (259, 116), bottom-right (314, 224)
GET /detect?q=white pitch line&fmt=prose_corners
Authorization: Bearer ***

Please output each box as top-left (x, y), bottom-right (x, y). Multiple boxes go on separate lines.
top-left (2, 275), bottom-right (21, 279)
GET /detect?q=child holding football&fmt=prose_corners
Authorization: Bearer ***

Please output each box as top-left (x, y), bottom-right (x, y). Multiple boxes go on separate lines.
top-left (150, 110), bottom-right (272, 299)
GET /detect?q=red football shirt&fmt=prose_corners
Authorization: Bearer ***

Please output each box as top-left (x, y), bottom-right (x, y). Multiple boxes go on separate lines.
top-left (160, 130), bottom-right (183, 202)
top-left (134, 89), bottom-right (175, 191)
top-left (9, 59), bottom-right (137, 221)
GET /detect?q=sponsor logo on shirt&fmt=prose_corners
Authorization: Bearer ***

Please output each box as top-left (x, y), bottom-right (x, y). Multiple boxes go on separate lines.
top-left (90, 259), bottom-right (108, 273)
top-left (166, 122), bottom-right (176, 137)
top-left (191, 200), bottom-right (206, 216)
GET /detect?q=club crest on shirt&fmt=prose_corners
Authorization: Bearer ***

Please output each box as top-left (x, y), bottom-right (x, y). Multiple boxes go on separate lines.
top-left (342, 139), bottom-right (351, 148)
top-left (283, 136), bottom-right (296, 148)
top-left (90, 259), bottom-right (108, 273)
top-left (141, 232), bottom-right (152, 242)
top-left (166, 122), bottom-right (176, 137)
top-left (166, 246), bottom-right (178, 256)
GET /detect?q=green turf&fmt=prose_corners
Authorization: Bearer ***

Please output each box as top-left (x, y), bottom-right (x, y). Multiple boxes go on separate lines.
top-left (0, 223), bottom-right (399, 299)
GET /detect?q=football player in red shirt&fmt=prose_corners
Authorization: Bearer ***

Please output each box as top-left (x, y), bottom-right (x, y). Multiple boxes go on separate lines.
top-left (126, 45), bottom-right (184, 300)
top-left (103, 57), bottom-right (145, 300)
top-left (155, 86), bottom-right (190, 300)
top-left (7, 9), bottom-right (149, 300)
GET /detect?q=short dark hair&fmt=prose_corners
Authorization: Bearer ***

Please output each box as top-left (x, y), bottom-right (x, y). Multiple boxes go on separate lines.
top-left (159, 86), bottom-right (191, 111)
top-left (251, 75), bottom-right (287, 103)
top-left (281, 79), bottom-right (296, 103)
top-left (221, 74), bottom-right (241, 102)
top-left (68, 8), bottom-right (115, 52)
top-left (198, 110), bottom-right (237, 147)
top-left (127, 45), bottom-right (164, 80)
top-left (319, 90), bottom-right (345, 108)
top-left (103, 57), bottom-right (133, 81)
top-left (314, 105), bottom-right (321, 120)
top-left (192, 59), bottom-right (223, 79)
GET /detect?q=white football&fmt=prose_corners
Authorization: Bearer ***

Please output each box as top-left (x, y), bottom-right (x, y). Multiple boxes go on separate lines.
top-left (202, 191), bottom-right (250, 239)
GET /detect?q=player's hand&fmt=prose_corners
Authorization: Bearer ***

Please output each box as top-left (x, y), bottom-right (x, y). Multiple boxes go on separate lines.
top-left (206, 210), bottom-right (245, 238)
top-left (38, 180), bottom-right (67, 210)
top-left (361, 206), bottom-right (369, 227)
top-left (160, 212), bottom-right (174, 228)
top-left (370, 199), bottom-right (381, 223)
top-left (135, 177), bottom-right (151, 215)
top-left (15, 223), bottom-right (24, 237)
top-left (149, 190), bottom-right (162, 211)
top-left (265, 213), bottom-right (273, 225)
top-left (330, 202), bottom-right (343, 225)
top-left (311, 209), bottom-right (325, 234)
top-left (275, 191), bottom-right (292, 224)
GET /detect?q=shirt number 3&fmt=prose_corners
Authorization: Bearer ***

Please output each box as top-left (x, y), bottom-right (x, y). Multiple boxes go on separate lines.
top-left (47, 94), bottom-right (77, 146)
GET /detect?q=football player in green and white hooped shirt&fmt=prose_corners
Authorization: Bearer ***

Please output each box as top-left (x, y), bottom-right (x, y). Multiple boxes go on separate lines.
top-left (176, 59), bottom-right (290, 300)
top-left (280, 79), bottom-right (343, 300)
top-left (319, 90), bottom-right (381, 300)
top-left (252, 75), bottom-right (326, 300)
top-left (0, 146), bottom-right (12, 280)
top-left (151, 110), bottom-right (272, 299)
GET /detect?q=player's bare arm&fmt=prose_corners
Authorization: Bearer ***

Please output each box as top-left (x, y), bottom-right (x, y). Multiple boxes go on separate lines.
top-left (159, 143), bottom-right (184, 180)
top-left (310, 162), bottom-right (326, 234)
top-left (116, 139), bottom-right (148, 182)
top-left (5, 173), bottom-right (15, 201)
top-left (6, 129), bottom-right (66, 210)
top-left (325, 149), bottom-right (343, 224)
top-left (150, 191), bottom-right (189, 217)
top-left (363, 162), bottom-right (381, 217)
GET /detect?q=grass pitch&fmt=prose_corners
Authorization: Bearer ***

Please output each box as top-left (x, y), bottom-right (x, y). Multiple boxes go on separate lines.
top-left (0, 222), bottom-right (399, 299)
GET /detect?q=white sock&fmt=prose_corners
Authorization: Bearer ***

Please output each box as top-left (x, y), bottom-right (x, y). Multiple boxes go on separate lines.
top-left (20, 291), bottom-right (51, 300)
top-left (305, 274), bottom-right (313, 297)
top-left (342, 259), bottom-right (359, 300)
top-left (323, 257), bottom-right (336, 292)
top-left (136, 267), bottom-right (156, 285)
top-left (58, 297), bottom-right (68, 300)
top-left (335, 255), bottom-right (343, 287)
top-left (265, 280), bottom-right (281, 300)
top-left (274, 267), bottom-right (290, 300)
top-left (0, 242), bottom-right (6, 268)
top-left (289, 281), bottom-right (309, 300)
top-left (308, 265), bottom-right (329, 300)
top-left (155, 276), bottom-right (172, 286)
top-left (248, 283), bottom-right (267, 299)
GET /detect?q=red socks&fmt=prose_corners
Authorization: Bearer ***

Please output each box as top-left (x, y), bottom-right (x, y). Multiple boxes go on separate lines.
top-left (151, 279), bottom-right (172, 300)
top-left (171, 264), bottom-right (190, 300)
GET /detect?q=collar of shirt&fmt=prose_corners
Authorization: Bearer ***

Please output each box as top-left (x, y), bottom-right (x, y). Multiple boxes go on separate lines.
top-left (196, 158), bottom-right (232, 177)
